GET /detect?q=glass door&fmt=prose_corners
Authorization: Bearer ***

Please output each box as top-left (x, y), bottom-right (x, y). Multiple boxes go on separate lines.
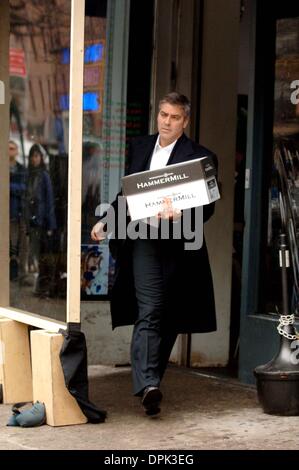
top-left (239, 1), bottom-right (299, 383)
top-left (9, 0), bottom-right (72, 322)
top-left (261, 16), bottom-right (299, 317)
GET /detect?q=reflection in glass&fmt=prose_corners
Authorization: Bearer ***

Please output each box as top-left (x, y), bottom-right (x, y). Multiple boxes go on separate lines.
top-left (81, 7), bottom-right (106, 238)
top-left (26, 144), bottom-right (57, 297)
top-left (264, 17), bottom-right (299, 315)
top-left (81, 1), bottom-right (129, 301)
top-left (9, 0), bottom-right (71, 321)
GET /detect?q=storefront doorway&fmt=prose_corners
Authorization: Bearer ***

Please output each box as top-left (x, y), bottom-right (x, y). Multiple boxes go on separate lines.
top-left (239, 0), bottom-right (299, 383)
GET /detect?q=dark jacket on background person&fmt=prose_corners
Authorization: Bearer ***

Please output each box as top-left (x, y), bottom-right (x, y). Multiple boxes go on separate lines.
top-left (106, 133), bottom-right (218, 334)
top-left (27, 168), bottom-right (57, 231)
top-left (10, 162), bottom-right (27, 221)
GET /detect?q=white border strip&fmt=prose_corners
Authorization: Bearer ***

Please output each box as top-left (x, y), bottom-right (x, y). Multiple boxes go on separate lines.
top-left (0, 307), bottom-right (66, 332)
top-left (66, 0), bottom-right (85, 323)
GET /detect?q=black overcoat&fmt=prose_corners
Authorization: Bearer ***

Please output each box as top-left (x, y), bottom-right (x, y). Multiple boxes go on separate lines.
top-left (107, 133), bottom-right (218, 334)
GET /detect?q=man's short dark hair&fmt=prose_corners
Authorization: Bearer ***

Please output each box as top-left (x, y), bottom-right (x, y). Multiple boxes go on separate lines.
top-left (159, 92), bottom-right (191, 117)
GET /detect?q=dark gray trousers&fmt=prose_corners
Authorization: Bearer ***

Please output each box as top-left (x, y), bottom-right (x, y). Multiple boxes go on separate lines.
top-left (131, 238), bottom-right (177, 396)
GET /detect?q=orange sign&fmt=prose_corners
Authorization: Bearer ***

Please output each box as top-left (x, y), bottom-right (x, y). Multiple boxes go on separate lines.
top-left (9, 48), bottom-right (26, 77)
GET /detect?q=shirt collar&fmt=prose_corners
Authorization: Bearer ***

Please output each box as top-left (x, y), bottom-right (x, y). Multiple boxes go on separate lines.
top-left (155, 135), bottom-right (177, 154)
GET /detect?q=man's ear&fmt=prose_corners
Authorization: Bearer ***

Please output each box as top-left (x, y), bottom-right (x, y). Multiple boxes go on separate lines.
top-left (183, 118), bottom-right (189, 129)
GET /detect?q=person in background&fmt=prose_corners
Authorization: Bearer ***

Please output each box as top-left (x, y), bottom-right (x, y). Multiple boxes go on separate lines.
top-left (9, 140), bottom-right (28, 283)
top-left (26, 144), bottom-right (56, 298)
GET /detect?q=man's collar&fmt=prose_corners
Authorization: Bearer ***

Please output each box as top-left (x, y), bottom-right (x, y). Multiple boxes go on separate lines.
top-left (156, 135), bottom-right (178, 152)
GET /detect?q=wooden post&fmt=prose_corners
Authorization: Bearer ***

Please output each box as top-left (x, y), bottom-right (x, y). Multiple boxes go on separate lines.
top-left (67, 0), bottom-right (85, 324)
top-left (0, 0), bottom-right (88, 422)
top-left (0, 318), bottom-right (33, 403)
top-left (31, 330), bottom-right (87, 426)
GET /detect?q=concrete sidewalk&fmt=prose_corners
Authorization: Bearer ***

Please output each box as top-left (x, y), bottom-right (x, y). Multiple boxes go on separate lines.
top-left (0, 365), bottom-right (298, 450)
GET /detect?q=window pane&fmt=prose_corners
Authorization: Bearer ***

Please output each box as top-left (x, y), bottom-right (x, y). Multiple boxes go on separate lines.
top-left (264, 17), bottom-right (299, 315)
top-left (80, 0), bottom-right (129, 300)
top-left (9, 0), bottom-right (71, 321)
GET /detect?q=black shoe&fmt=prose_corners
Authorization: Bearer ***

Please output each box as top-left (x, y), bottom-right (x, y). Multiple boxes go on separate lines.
top-left (141, 386), bottom-right (163, 416)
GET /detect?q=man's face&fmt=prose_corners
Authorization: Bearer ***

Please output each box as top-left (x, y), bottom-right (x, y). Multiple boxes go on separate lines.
top-left (9, 142), bottom-right (18, 163)
top-left (157, 102), bottom-right (189, 147)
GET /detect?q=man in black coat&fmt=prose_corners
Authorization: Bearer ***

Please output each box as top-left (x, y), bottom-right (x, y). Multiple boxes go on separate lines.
top-left (91, 92), bottom-right (218, 416)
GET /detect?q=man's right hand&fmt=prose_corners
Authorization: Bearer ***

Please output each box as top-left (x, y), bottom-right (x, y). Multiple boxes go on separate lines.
top-left (91, 221), bottom-right (106, 242)
top-left (157, 197), bottom-right (182, 221)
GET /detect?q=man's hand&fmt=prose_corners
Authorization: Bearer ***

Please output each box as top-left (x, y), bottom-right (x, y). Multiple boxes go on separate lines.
top-left (91, 221), bottom-right (106, 242)
top-left (157, 197), bottom-right (182, 221)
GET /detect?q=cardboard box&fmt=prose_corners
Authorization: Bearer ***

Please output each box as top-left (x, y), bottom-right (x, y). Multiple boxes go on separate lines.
top-left (121, 156), bottom-right (220, 221)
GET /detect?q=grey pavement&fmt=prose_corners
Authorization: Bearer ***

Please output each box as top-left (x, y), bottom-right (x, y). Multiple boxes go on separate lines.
top-left (0, 365), bottom-right (298, 450)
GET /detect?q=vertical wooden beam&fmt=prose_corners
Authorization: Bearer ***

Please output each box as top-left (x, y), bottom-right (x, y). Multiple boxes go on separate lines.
top-left (0, 0), bottom-right (10, 308)
top-left (0, 319), bottom-right (33, 404)
top-left (31, 330), bottom-right (87, 426)
top-left (67, 0), bottom-right (85, 324)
